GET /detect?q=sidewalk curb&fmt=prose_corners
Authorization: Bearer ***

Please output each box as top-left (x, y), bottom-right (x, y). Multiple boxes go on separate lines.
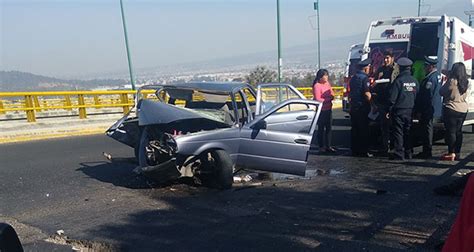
top-left (0, 127), bottom-right (108, 144)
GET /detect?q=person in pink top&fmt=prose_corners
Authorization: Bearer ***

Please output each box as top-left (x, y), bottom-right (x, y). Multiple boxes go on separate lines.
top-left (311, 69), bottom-right (336, 153)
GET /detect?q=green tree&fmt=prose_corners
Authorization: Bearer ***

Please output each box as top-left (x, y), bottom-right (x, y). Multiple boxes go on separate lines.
top-left (245, 66), bottom-right (277, 87)
top-left (303, 73), bottom-right (316, 87)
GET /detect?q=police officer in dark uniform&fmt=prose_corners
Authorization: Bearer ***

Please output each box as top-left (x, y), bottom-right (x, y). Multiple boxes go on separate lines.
top-left (349, 58), bottom-right (372, 157)
top-left (414, 56), bottom-right (442, 158)
top-left (387, 57), bottom-right (419, 160)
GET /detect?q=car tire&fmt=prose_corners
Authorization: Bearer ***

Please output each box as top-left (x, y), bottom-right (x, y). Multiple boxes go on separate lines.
top-left (200, 150), bottom-right (233, 190)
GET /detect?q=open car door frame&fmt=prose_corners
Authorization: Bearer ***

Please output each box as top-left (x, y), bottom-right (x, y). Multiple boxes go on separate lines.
top-left (237, 99), bottom-right (322, 176)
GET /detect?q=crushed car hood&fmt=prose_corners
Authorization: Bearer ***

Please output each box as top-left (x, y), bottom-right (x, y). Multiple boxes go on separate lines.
top-left (138, 99), bottom-right (229, 127)
top-left (106, 99), bottom-right (231, 148)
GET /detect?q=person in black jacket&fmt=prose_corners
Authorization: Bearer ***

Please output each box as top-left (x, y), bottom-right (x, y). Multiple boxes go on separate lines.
top-left (373, 51), bottom-right (399, 156)
top-left (413, 56), bottom-right (442, 158)
top-left (349, 58), bottom-right (373, 157)
top-left (387, 57), bottom-right (419, 160)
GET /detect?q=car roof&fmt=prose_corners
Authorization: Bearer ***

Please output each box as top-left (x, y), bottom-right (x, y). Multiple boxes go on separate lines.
top-left (141, 82), bottom-right (253, 94)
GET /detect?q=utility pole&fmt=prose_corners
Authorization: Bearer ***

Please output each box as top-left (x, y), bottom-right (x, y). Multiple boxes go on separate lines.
top-left (314, 1), bottom-right (321, 69)
top-left (276, 0), bottom-right (282, 82)
top-left (120, 0), bottom-right (136, 90)
top-left (417, 0), bottom-right (421, 17)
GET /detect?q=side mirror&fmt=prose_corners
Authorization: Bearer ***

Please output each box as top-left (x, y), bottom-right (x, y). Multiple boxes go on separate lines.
top-left (252, 120), bottom-right (267, 130)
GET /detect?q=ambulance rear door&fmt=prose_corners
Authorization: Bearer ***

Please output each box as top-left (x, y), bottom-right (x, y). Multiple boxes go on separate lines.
top-left (366, 19), bottom-right (411, 72)
top-left (437, 15), bottom-right (451, 73)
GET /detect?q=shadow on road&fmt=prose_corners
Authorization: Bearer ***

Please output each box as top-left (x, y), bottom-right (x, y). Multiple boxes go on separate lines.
top-left (83, 186), bottom-right (413, 251)
top-left (77, 159), bottom-right (198, 190)
top-left (80, 162), bottom-right (463, 251)
top-left (77, 159), bottom-right (156, 189)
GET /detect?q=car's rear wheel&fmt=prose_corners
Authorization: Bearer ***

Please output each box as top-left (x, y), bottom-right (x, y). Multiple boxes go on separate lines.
top-left (199, 150), bottom-right (233, 190)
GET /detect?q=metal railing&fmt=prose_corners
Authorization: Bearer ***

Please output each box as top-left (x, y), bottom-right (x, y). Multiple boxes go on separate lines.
top-left (0, 87), bottom-right (344, 122)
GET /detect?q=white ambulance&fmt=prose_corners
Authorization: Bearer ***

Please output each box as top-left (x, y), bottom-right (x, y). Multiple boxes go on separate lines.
top-left (344, 15), bottom-right (474, 130)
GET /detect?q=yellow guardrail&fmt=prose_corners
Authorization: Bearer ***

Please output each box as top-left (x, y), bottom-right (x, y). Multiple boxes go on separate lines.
top-left (0, 87), bottom-right (344, 122)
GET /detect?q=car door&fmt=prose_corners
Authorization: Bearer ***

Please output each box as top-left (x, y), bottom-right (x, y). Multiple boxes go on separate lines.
top-left (237, 99), bottom-right (322, 176)
top-left (255, 83), bottom-right (315, 134)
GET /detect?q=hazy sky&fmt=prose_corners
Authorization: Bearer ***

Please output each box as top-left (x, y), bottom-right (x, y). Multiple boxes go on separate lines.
top-left (0, 0), bottom-right (470, 77)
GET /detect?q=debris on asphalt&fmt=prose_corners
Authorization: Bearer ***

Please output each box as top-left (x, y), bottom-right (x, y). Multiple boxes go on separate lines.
top-left (46, 233), bottom-right (120, 251)
top-left (170, 188), bottom-right (177, 192)
top-left (56, 230), bottom-right (65, 236)
top-left (233, 175), bottom-right (254, 183)
top-left (45, 193), bottom-right (50, 197)
top-left (233, 182), bottom-right (263, 191)
top-left (233, 182), bottom-right (262, 187)
top-left (243, 175), bottom-right (253, 182)
top-left (102, 152), bottom-right (112, 161)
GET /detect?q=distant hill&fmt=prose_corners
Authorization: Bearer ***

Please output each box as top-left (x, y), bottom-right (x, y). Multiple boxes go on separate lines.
top-left (0, 71), bottom-right (127, 91)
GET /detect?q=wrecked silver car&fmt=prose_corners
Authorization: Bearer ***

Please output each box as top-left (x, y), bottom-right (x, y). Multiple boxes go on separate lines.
top-left (106, 82), bottom-right (322, 189)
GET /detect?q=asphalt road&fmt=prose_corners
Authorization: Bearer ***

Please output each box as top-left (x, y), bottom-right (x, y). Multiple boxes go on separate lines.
top-left (0, 112), bottom-right (473, 251)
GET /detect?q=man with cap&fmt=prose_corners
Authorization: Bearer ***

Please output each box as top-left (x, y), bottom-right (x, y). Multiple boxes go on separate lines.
top-left (349, 58), bottom-right (372, 157)
top-left (387, 57), bottom-right (419, 160)
top-left (413, 56), bottom-right (442, 158)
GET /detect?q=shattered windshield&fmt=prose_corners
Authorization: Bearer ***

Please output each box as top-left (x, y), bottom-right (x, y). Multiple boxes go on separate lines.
top-left (155, 88), bottom-right (236, 125)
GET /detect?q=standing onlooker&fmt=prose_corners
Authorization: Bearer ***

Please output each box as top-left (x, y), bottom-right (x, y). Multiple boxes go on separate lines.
top-left (312, 69), bottom-right (336, 153)
top-left (439, 62), bottom-right (469, 161)
top-left (374, 51), bottom-right (399, 155)
top-left (413, 56), bottom-right (442, 158)
top-left (387, 57), bottom-right (419, 160)
top-left (349, 59), bottom-right (372, 157)
top-left (375, 51), bottom-right (399, 82)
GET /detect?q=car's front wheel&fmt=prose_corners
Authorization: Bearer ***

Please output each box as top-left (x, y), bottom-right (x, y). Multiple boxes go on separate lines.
top-left (199, 150), bottom-right (233, 190)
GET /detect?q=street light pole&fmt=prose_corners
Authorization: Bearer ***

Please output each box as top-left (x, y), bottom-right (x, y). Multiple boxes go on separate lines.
top-left (120, 0), bottom-right (136, 90)
top-left (276, 0), bottom-right (282, 83)
top-left (417, 0), bottom-right (421, 17)
top-left (314, 1), bottom-right (321, 69)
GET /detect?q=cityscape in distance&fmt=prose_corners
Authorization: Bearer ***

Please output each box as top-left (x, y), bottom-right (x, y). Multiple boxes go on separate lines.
top-left (0, 33), bottom-right (364, 91)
